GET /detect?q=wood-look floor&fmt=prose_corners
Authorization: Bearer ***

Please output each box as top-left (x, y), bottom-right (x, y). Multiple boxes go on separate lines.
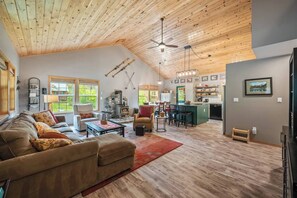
top-left (79, 120), bottom-right (282, 198)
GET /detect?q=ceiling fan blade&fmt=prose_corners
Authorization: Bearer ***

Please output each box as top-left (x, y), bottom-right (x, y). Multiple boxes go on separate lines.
top-left (150, 39), bottom-right (159, 44)
top-left (165, 37), bottom-right (173, 43)
top-left (147, 46), bottom-right (159, 49)
top-left (165, 44), bottom-right (178, 48)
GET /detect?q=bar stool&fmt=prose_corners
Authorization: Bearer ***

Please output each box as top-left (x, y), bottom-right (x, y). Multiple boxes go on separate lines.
top-left (177, 105), bottom-right (193, 128)
top-left (168, 104), bottom-right (179, 126)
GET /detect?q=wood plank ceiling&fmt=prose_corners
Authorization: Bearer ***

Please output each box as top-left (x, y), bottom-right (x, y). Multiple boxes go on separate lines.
top-left (0, 0), bottom-right (255, 79)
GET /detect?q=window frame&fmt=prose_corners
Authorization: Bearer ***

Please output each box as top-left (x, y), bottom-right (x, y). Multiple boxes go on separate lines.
top-left (0, 54), bottom-right (16, 118)
top-left (48, 76), bottom-right (100, 114)
top-left (138, 85), bottom-right (159, 105)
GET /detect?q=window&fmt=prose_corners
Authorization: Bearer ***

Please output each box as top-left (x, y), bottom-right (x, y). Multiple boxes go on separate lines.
top-left (0, 58), bottom-right (15, 116)
top-left (50, 81), bottom-right (75, 113)
top-left (49, 76), bottom-right (100, 113)
top-left (79, 83), bottom-right (98, 110)
top-left (9, 67), bottom-right (15, 111)
top-left (138, 85), bottom-right (159, 105)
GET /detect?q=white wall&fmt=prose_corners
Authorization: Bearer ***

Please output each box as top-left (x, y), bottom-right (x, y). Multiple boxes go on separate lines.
top-left (226, 55), bottom-right (289, 145)
top-left (20, 45), bottom-right (161, 123)
top-left (252, 0), bottom-right (297, 58)
top-left (0, 22), bottom-right (20, 115)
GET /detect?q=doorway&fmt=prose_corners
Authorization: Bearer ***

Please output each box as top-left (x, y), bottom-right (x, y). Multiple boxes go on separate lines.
top-left (176, 86), bottom-right (185, 104)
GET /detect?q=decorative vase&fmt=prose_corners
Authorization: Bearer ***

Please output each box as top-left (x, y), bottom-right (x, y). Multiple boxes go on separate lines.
top-left (101, 120), bottom-right (107, 125)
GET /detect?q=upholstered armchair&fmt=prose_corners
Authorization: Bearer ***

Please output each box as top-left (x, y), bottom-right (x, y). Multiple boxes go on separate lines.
top-left (73, 104), bottom-right (100, 131)
top-left (133, 105), bottom-right (155, 132)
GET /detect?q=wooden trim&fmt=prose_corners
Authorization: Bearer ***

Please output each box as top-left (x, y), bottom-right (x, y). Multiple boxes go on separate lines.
top-left (224, 134), bottom-right (281, 147)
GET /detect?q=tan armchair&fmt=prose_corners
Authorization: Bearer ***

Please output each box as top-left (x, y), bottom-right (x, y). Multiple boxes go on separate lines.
top-left (73, 104), bottom-right (100, 131)
top-left (133, 105), bottom-right (155, 132)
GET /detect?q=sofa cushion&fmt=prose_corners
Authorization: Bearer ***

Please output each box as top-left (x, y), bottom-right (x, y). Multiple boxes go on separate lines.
top-left (8, 121), bottom-right (38, 139)
top-left (62, 132), bottom-right (81, 142)
top-left (0, 130), bottom-right (37, 160)
top-left (30, 138), bottom-right (73, 151)
top-left (57, 127), bottom-right (73, 133)
top-left (51, 122), bottom-right (68, 128)
top-left (88, 134), bottom-right (136, 166)
top-left (33, 111), bottom-right (56, 126)
top-left (134, 117), bottom-right (151, 123)
top-left (139, 105), bottom-right (154, 117)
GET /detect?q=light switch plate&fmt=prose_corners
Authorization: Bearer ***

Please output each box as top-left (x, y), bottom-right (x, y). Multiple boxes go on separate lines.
top-left (277, 97), bottom-right (282, 103)
top-left (233, 98), bottom-right (239, 102)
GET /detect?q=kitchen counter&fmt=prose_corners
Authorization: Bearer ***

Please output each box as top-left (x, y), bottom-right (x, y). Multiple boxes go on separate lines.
top-left (171, 104), bottom-right (208, 125)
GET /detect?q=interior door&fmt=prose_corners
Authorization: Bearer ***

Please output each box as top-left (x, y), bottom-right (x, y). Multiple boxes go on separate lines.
top-left (176, 86), bottom-right (185, 104)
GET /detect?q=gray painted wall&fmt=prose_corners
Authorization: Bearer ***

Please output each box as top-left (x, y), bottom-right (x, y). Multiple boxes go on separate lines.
top-left (226, 55), bottom-right (289, 145)
top-left (0, 22), bottom-right (20, 115)
top-left (20, 45), bottom-right (162, 123)
top-left (252, 0), bottom-right (297, 48)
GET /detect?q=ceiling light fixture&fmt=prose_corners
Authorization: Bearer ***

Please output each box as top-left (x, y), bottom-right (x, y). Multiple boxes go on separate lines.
top-left (157, 62), bottom-right (162, 85)
top-left (176, 45), bottom-right (198, 78)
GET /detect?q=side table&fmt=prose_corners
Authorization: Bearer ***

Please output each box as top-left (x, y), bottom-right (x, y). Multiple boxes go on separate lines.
top-left (156, 116), bottom-right (168, 132)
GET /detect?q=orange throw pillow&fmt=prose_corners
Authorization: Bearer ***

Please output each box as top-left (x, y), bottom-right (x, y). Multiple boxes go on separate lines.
top-left (30, 138), bottom-right (72, 151)
top-left (80, 113), bottom-right (93, 119)
top-left (33, 111), bottom-right (56, 126)
top-left (39, 132), bottom-right (69, 139)
top-left (34, 122), bottom-right (61, 136)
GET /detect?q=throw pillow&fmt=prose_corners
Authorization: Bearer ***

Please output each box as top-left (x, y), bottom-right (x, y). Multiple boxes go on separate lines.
top-left (34, 122), bottom-right (61, 136)
top-left (39, 132), bottom-right (69, 139)
top-left (30, 138), bottom-right (73, 151)
top-left (80, 113), bottom-right (93, 119)
top-left (33, 111), bottom-right (56, 126)
top-left (48, 110), bottom-right (59, 123)
top-left (139, 106), bottom-right (154, 117)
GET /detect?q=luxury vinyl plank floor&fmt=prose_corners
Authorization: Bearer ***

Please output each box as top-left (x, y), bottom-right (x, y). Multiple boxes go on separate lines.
top-left (84, 120), bottom-right (282, 198)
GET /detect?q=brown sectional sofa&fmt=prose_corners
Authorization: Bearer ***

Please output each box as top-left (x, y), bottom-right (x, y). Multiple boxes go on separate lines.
top-left (0, 111), bottom-right (136, 198)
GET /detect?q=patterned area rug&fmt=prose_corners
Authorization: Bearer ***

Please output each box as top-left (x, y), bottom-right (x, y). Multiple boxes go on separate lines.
top-left (81, 133), bottom-right (182, 196)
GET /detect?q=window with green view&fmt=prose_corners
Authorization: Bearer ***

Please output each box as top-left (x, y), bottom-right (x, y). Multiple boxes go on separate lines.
top-left (79, 84), bottom-right (98, 110)
top-left (50, 82), bottom-right (75, 113)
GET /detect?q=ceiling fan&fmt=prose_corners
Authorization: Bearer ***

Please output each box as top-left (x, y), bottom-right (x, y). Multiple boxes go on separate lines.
top-left (148, 17), bottom-right (178, 52)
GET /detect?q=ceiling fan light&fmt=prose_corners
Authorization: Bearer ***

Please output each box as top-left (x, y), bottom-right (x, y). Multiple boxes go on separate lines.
top-left (159, 43), bottom-right (165, 49)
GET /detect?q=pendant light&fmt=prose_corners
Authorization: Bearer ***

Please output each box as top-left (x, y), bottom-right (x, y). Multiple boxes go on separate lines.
top-left (157, 62), bottom-right (162, 85)
top-left (176, 45), bottom-right (198, 78)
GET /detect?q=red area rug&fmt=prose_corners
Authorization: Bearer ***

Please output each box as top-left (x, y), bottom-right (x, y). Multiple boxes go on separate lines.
top-left (81, 134), bottom-right (182, 196)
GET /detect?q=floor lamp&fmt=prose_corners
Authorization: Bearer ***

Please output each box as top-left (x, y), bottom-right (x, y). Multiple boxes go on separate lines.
top-left (44, 95), bottom-right (59, 110)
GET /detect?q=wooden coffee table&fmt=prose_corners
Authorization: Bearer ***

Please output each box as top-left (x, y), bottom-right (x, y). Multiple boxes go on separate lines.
top-left (85, 120), bottom-right (125, 137)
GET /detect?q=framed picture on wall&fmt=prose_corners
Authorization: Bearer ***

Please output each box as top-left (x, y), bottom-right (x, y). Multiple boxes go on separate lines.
top-left (187, 78), bottom-right (192, 83)
top-left (219, 73), bottom-right (226, 80)
top-left (245, 77), bottom-right (273, 96)
top-left (171, 80), bottom-right (173, 84)
top-left (180, 79), bottom-right (185, 83)
top-left (174, 79), bottom-right (179, 84)
top-left (210, 75), bottom-right (218, 81)
top-left (202, 76), bottom-right (208, 81)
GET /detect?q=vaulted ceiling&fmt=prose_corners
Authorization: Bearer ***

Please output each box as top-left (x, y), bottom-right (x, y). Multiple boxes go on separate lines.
top-left (0, 0), bottom-right (255, 79)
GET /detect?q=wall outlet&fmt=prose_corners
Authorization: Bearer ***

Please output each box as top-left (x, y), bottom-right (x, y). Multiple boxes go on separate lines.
top-left (233, 98), bottom-right (239, 102)
top-left (277, 97), bottom-right (282, 103)
top-left (252, 127), bottom-right (257, 135)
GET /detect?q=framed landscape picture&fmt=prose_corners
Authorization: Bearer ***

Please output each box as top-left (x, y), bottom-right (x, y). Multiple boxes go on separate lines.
top-left (187, 78), bottom-right (192, 83)
top-left (180, 79), bottom-right (185, 83)
top-left (245, 77), bottom-right (273, 96)
top-left (201, 76), bottom-right (208, 81)
top-left (174, 79), bottom-right (179, 84)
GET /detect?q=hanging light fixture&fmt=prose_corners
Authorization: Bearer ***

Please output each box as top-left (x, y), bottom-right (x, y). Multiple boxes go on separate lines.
top-left (157, 62), bottom-right (162, 85)
top-left (176, 45), bottom-right (198, 78)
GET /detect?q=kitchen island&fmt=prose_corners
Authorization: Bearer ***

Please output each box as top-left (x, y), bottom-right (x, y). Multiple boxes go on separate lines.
top-left (171, 103), bottom-right (209, 125)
